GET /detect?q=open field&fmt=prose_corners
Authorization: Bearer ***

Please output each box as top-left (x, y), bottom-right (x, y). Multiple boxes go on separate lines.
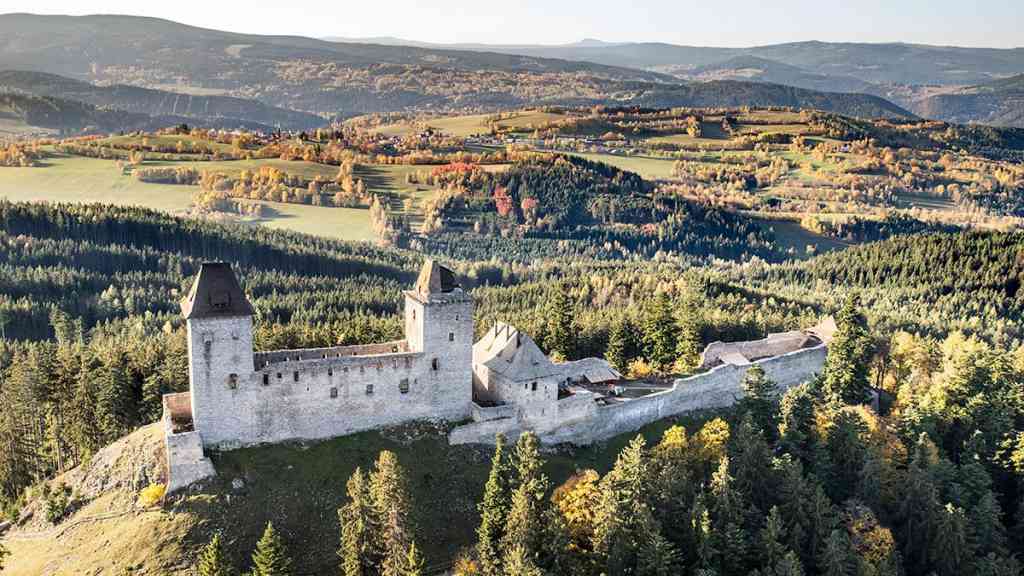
top-left (754, 216), bottom-right (851, 256)
top-left (568, 151), bottom-right (678, 179)
top-left (374, 110), bottom-right (567, 138)
top-left (0, 153), bottom-right (375, 241)
top-left (96, 133), bottom-right (237, 153)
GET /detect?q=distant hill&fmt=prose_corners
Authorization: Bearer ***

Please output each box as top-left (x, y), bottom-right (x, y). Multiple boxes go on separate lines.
top-left (0, 14), bottom-right (910, 120)
top-left (684, 56), bottom-right (876, 94)
top-left (0, 91), bottom-right (281, 135)
top-left (626, 80), bottom-right (911, 118)
top-left (915, 74), bottom-right (1024, 127)
top-left (0, 70), bottom-right (324, 130)
top-left (352, 37), bottom-right (1024, 87)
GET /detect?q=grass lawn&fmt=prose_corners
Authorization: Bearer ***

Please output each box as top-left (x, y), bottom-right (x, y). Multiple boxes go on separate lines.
top-left (569, 151), bottom-right (677, 180)
top-left (753, 215), bottom-right (851, 257)
top-left (0, 153), bottom-right (375, 242)
top-left (97, 133), bottom-right (237, 153)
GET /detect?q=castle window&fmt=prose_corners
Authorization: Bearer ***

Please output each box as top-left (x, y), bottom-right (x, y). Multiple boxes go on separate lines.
top-left (228, 374), bottom-right (238, 390)
top-left (399, 378), bottom-right (410, 394)
top-left (531, 382), bottom-right (537, 392)
top-left (276, 372), bottom-right (282, 380)
top-left (293, 371), bottom-right (299, 382)
top-left (449, 332), bottom-right (455, 342)
top-left (404, 357), bottom-right (411, 369)
top-left (330, 387), bottom-right (338, 399)
top-left (455, 314), bottom-right (460, 321)
top-left (432, 358), bottom-right (439, 371)
top-left (262, 374), bottom-right (269, 386)
top-left (328, 368), bottom-right (333, 377)
top-left (412, 310), bottom-right (416, 320)
top-left (366, 384), bottom-right (374, 395)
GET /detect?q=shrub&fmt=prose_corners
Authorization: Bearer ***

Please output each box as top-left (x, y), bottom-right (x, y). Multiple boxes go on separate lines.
top-left (626, 357), bottom-right (654, 379)
top-left (137, 483), bottom-right (166, 507)
top-left (43, 483), bottom-right (72, 524)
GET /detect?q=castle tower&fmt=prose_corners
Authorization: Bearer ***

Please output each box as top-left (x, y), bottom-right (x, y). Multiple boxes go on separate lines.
top-left (181, 262), bottom-right (255, 449)
top-left (404, 260), bottom-right (475, 417)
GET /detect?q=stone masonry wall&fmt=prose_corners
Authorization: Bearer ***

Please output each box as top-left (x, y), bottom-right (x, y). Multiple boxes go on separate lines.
top-left (188, 294), bottom-right (474, 450)
top-left (450, 344), bottom-right (827, 446)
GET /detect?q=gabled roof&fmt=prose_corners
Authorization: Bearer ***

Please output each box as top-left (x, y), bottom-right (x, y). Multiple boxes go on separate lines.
top-left (180, 262), bottom-right (255, 320)
top-left (474, 322), bottom-right (561, 381)
top-left (416, 259), bottom-right (459, 295)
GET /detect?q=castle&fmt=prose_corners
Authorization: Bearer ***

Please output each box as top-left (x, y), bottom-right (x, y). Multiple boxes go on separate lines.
top-left (162, 260), bottom-right (830, 492)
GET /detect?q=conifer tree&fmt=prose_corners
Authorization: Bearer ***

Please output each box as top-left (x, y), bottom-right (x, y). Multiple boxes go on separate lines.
top-left (476, 434), bottom-right (510, 576)
top-left (933, 504), bottom-right (972, 576)
top-left (0, 541), bottom-right (8, 572)
top-left (197, 533), bottom-right (234, 576)
top-left (251, 522), bottom-right (292, 576)
top-left (758, 506), bottom-right (789, 569)
top-left (605, 316), bottom-right (637, 373)
top-left (594, 435), bottom-right (679, 575)
top-left (778, 383), bottom-right (818, 466)
top-left (500, 433), bottom-right (549, 565)
top-left (818, 529), bottom-right (855, 576)
top-left (643, 293), bottom-right (679, 373)
top-left (739, 365), bottom-right (779, 441)
top-left (674, 292), bottom-right (703, 374)
top-left (545, 283), bottom-right (576, 360)
top-left (339, 467), bottom-right (377, 576)
top-left (369, 451), bottom-right (414, 576)
top-left (821, 296), bottom-right (874, 405)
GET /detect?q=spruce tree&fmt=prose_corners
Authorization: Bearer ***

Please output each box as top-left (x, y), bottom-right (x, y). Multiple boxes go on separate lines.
top-left (817, 529), bottom-right (855, 576)
top-left (251, 522), bottom-right (292, 576)
top-left (500, 433), bottom-right (549, 564)
top-left (593, 435), bottom-right (678, 575)
top-left (821, 296), bottom-right (874, 405)
top-left (369, 451), bottom-right (414, 576)
top-left (477, 434), bottom-right (511, 576)
top-left (545, 283), bottom-right (576, 360)
top-left (605, 316), bottom-right (637, 373)
top-left (739, 365), bottom-right (779, 441)
top-left (778, 383), bottom-right (819, 467)
top-left (675, 292), bottom-right (703, 374)
top-left (339, 467), bottom-right (377, 576)
top-left (643, 293), bottom-right (679, 373)
top-left (758, 506), bottom-right (789, 569)
top-left (197, 533), bottom-right (234, 576)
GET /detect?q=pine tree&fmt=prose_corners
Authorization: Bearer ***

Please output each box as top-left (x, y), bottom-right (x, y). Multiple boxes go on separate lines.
top-left (500, 433), bottom-right (549, 564)
top-left (477, 434), bottom-right (511, 576)
top-left (502, 544), bottom-right (544, 576)
top-left (675, 292), bottom-right (703, 374)
top-left (778, 383), bottom-right (818, 466)
top-left (593, 436), bottom-right (678, 575)
top-left (251, 522), bottom-right (292, 576)
top-left (821, 296), bottom-right (874, 405)
top-left (643, 293), bottom-right (679, 373)
top-left (545, 283), bottom-right (576, 360)
top-left (933, 504), bottom-right (972, 576)
top-left (369, 451), bottom-right (414, 576)
top-left (818, 529), bottom-right (855, 576)
top-left (758, 506), bottom-right (789, 568)
top-left (197, 533), bottom-right (234, 576)
top-left (739, 365), bottom-right (779, 441)
top-left (605, 316), bottom-right (637, 373)
top-left (339, 467), bottom-right (377, 576)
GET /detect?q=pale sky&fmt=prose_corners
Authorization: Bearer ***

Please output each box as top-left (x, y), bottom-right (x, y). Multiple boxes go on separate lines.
top-left (9, 0), bottom-right (1024, 48)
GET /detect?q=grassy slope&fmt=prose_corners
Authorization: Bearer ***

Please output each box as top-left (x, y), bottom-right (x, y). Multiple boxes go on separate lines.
top-left (0, 153), bottom-right (374, 241)
top-left (2, 412), bottom-right (718, 575)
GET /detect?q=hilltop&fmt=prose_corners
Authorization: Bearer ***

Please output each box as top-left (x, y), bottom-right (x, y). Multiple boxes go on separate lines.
top-left (0, 14), bottom-right (911, 120)
top-left (0, 71), bottom-right (324, 131)
top-left (915, 73), bottom-right (1024, 127)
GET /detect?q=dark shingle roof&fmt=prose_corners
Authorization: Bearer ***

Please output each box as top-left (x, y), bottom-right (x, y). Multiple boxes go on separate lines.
top-left (180, 262), bottom-right (255, 320)
top-left (415, 259), bottom-right (459, 295)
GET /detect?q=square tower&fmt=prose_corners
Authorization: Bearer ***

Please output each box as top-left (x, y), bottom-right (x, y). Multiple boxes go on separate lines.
top-left (181, 262), bottom-right (256, 448)
top-left (404, 260), bottom-right (474, 418)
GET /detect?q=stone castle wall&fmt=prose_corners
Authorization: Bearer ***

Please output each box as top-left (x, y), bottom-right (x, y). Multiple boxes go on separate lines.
top-left (450, 343), bottom-right (827, 446)
top-left (188, 296), bottom-right (474, 450)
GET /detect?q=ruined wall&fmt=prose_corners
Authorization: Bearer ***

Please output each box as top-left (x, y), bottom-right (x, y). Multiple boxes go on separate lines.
top-left (162, 393), bottom-right (216, 493)
top-left (450, 344), bottom-right (827, 446)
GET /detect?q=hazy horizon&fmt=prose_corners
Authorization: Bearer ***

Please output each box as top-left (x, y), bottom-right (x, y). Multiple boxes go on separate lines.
top-left (7, 0), bottom-right (1023, 49)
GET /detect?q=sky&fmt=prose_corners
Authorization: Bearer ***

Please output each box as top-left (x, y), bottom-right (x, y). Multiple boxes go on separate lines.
top-left (10, 0), bottom-right (1024, 48)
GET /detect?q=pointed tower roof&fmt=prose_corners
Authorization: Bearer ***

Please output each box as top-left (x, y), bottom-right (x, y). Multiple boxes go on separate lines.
top-left (473, 322), bottom-right (561, 381)
top-left (415, 259), bottom-right (459, 295)
top-left (180, 262), bottom-right (255, 320)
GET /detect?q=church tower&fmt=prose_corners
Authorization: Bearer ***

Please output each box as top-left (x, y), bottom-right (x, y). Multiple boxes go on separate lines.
top-left (181, 262), bottom-right (255, 448)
